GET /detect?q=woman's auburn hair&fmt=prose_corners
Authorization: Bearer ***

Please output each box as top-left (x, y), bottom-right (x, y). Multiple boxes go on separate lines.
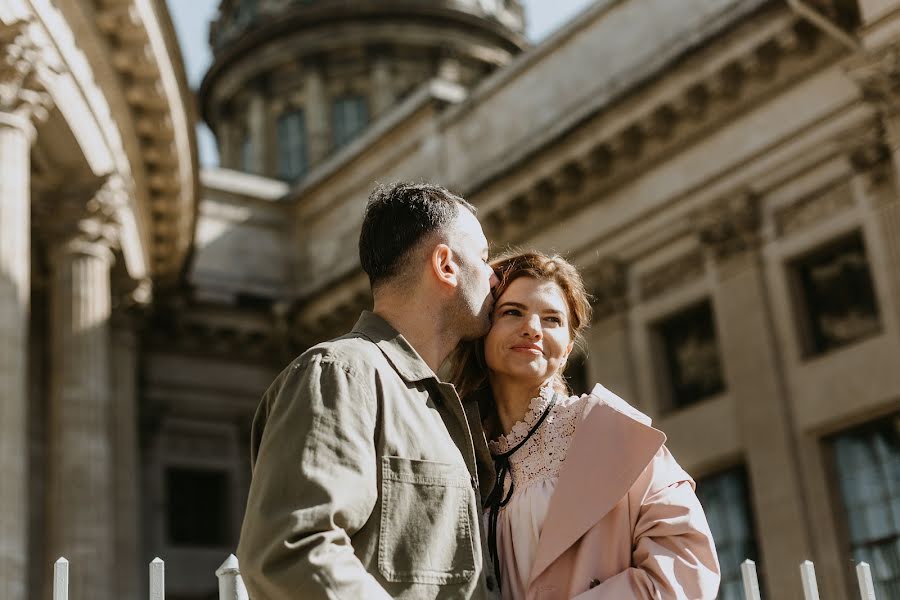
top-left (448, 250), bottom-right (593, 406)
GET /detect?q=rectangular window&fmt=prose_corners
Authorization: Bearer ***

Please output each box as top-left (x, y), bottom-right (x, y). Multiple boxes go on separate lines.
top-left (653, 300), bottom-right (725, 409)
top-left (332, 95), bottom-right (369, 149)
top-left (277, 109), bottom-right (308, 181)
top-left (166, 467), bottom-right (230, 547)
top-left (833, 417), bottom-right (900, 598)
top-left (696, 467), bottom-right (760, 600)
top-left (791, 232), bottom-right (880, 357)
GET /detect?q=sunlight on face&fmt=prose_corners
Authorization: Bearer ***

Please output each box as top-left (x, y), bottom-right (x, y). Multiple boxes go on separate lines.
top-left (484, 277), bottom-right (574, 388)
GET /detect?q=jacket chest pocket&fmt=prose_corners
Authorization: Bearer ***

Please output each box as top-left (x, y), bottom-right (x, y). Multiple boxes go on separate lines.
top-left (378, 456), bottom-right (476, 585)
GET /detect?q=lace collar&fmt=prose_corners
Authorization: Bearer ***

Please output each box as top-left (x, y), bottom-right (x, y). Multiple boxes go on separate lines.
top-left (489, 384), bottom-right (555, 455)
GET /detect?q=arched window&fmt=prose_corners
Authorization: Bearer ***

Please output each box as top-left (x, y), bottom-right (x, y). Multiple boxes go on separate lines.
top-left (277, 109), bottom-right (308, 181)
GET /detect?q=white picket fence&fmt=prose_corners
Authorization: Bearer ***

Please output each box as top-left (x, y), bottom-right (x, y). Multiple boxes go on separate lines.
top-left (48, 555), bottom-right (880, 599)
top-left (51, 554), bottom-right (249, 600)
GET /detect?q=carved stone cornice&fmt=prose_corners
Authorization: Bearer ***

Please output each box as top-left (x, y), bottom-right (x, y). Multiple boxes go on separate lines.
top-left (639, 250), bottom-right (705, 301)
top-left (90, 0), bottom-right (198, 283)
top-left (145, 300), bottom-right (289, 363)
top-left (477, 16), bottom-right (826, 243)
top-left (583, 257), bottom-right (627, 321)
top-left (695, 192), bottom-right (761, 262)
top-left (0, 19), bottom-right (53, 133)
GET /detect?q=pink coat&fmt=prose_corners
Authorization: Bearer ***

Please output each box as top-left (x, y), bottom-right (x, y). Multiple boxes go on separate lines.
top-left (523, 384), bottom-right (720, 600)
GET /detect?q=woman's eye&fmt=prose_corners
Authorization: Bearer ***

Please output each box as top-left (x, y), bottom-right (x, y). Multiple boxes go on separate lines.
top-left (502, 309), bottom-right (521, 316)
top-left (545, 316), bottom-right (562, 324)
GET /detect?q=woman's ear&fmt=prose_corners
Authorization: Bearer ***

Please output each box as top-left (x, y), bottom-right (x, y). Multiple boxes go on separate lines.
top-left (432, 244), bottom-right (459, 288)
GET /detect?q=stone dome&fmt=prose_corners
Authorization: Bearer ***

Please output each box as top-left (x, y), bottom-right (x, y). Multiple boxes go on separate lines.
top-left (199, 0), bottom-right (527, 181)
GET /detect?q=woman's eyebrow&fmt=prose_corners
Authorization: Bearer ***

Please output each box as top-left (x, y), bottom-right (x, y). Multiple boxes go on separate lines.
top-left (496, 301), bottom-right (563, 315)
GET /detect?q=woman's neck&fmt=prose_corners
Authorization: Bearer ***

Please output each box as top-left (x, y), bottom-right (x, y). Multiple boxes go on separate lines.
top-left (490, 375), bottom-right (548, 435)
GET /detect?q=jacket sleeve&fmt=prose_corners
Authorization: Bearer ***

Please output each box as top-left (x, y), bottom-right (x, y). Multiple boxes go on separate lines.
top-left (575, 447), bottom-right (721, 600)
top-left (236, 354), bottom-right (392, 600)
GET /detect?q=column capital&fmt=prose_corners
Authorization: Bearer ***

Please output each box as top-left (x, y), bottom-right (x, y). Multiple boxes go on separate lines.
top-left (846, 41), bottom-right (900, 113)
top-left (1, 19), bottom-right (54, 137)
top-left (695, 190), bottom-right (761, 262)
top-left (47, 175), bottom-right (129, 266)
top-left (583, 256), bottom-right (628, 320)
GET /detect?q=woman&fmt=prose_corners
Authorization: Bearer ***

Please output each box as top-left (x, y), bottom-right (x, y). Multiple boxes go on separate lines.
top-left (451, 251), bottom-right (720, 600)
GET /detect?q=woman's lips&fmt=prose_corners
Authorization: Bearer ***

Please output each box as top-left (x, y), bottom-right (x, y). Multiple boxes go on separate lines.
top-left (510, 345), bottom-right (542, 354)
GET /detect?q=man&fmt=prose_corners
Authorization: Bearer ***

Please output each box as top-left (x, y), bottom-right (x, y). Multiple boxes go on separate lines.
top-left (237, 182), bottom-right (500, 599)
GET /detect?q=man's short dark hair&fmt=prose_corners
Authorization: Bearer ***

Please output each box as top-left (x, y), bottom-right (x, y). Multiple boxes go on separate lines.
top-left (359, 182), bottom-right (476, 289)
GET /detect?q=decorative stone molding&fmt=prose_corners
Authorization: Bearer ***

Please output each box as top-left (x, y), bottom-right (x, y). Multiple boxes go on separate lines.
top-left (775, 181), bottom-right (855, 237)
top-left (695, 191), bottom-right (761, 262)
top-left (90, 0), bottom-right (198, 283)
top-left (847, 42), bottom-right (900, 112)
top-left (844, 122), bottom-right (894, 191)
top-left (0, 19), bottom-right (53, 131)
top-left (583, 257), bottom-right (628, 320)
top-left (639, 250), bottom-right (706, 301)
top-left (477, 17), bottom-right (824, 243)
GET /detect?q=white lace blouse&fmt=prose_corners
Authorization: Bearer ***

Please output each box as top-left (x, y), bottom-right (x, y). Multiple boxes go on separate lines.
top-left (487, 385), bottom-right (590, 599)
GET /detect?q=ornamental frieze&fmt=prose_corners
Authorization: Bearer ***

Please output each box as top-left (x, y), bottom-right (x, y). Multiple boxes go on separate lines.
top-left (695, 191), bottom-right (761, 261)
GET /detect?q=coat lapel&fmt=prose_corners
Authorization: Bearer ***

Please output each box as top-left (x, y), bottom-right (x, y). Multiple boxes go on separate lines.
top-left (528, 385), bottom-right (665, 585)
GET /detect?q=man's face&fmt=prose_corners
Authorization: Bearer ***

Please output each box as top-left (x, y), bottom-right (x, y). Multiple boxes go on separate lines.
top-left (449, 209), bottom-right (498, 340)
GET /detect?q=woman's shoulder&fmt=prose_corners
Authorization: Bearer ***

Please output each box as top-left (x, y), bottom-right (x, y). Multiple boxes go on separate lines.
top-left (581, 383), bottom-right (653, 426)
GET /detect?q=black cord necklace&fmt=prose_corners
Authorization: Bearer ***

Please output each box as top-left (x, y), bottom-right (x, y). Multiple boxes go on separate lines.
top-left (486, 391), bottom-right (558, 591)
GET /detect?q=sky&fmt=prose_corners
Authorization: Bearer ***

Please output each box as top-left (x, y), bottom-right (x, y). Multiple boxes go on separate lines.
top-left (166, 0), bottom-right (597, 166)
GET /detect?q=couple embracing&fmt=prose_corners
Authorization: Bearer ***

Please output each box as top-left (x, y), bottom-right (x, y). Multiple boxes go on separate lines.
top-left (236, 183), bottom-right (720, 599)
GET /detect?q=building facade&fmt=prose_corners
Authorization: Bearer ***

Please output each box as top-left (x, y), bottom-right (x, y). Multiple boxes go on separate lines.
top-left (0, 1), bottom-right (198, 600)
top-left (6, 0), bottom-right (900, 599)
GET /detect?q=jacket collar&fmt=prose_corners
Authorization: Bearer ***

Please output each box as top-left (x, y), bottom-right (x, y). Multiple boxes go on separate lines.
top-left (351, 311), bottom-right (437, 383)
top-left (528, 384), bottom-right (665, 585)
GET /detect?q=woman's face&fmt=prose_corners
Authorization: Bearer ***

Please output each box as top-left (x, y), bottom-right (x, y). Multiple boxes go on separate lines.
top-left (484, 276), bottom-right (574, 387)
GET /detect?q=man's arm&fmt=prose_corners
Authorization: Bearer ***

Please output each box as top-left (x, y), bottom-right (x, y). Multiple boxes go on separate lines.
top-left (575, 447), bottom-right (721, 600)
top-left (237, 353), bottom-right (391, 600)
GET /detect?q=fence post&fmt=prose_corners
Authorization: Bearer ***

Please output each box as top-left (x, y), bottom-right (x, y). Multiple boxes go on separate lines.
top-left (150, 557), bottom-right (165, 600)
top-left (216, 554), bottom-right (249, 600)
top-left (741, 559), bottom-right (762, 600)
top-left (857, 562), bottom-right (877, 600)
top-left (53, 557), bottom-right (68, 600)
top-left (800, 560), bottom-right (820, 600)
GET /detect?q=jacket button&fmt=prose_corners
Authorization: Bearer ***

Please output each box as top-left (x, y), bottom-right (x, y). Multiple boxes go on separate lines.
top-left (589, 578), bottom-right (601, 589)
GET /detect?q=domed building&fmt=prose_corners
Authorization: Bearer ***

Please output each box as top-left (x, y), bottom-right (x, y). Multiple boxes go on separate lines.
top-left (199, 0), bottom-right (526, 180)
top-left (9, 0), bottom-right (900, 599)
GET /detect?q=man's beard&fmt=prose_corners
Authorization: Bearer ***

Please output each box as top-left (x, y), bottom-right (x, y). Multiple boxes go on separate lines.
top-left (456, 291), bottom-right (493, 341)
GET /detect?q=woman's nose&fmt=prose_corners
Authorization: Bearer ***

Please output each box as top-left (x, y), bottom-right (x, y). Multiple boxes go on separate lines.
top-left (521, 314), bottom-right (542, 337)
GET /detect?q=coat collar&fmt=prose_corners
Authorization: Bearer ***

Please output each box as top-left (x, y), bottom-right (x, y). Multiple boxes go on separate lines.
top-left (528, 384), bottom-right (665, 585)
top-left (350, 311), bottom-right (437, 383)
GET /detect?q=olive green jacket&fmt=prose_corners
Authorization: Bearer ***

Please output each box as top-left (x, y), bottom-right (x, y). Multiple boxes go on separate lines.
top-left (237, 311), bottom-right (498, 599)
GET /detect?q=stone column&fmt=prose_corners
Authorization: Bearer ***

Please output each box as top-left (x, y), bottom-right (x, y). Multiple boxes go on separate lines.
top-left (695, 194), bottom-right (811, 600)
top-left (247, 90), bottom-right (268, 175)
top-left (371, 53), bottom-right (396, 119)
top-left (582, 257), bottom-right (637, 402)
top-left (848, 45), bottom-right (900, 333)
top-left (45, 186), bottom-right (120, 600)
top-left (0, 108), bottom-right (35, 600)
top-left (218, 117), bottom-right (239, 170)
top-left (110, 302), bottom-right (143, 600)
top-left (304, 56), bottom-right (330, 164)
top-left (0, 20), bottom-right (51, 600)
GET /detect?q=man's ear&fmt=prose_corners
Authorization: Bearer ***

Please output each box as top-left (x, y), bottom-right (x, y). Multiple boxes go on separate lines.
top-left (431, 244), bottom-right (459, 288)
